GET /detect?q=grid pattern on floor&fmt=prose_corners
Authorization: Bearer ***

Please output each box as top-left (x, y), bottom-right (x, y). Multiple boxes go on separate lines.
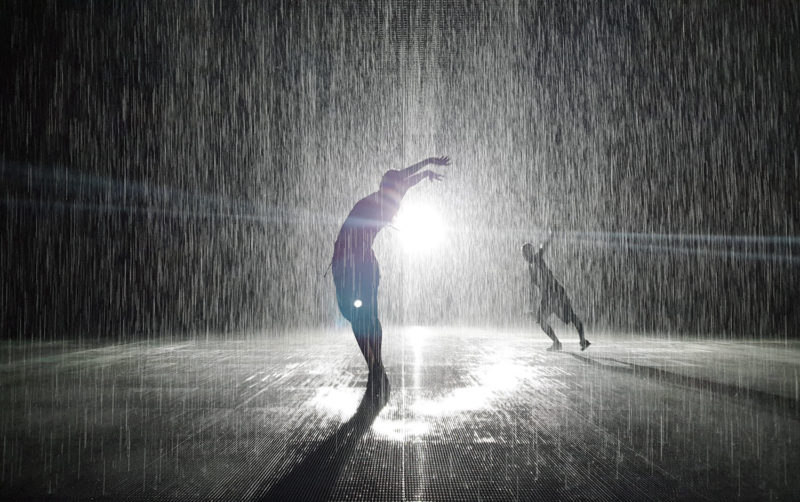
top-left (0, 328), bottom-right (798, 500)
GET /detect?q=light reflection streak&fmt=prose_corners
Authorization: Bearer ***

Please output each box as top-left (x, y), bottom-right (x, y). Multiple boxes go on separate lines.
top-left (371, 418), bottom-right (430, 442)
top-left (310, 387), bottom-right (364, 419)
top-left (365, 330), bottom-right (547, 442)
top-left (1, 162), bottom-right (336, 225)
top-left (308, 327), bottom-right (542, 442)
top-left (412, 360), bottom-right (536, 418)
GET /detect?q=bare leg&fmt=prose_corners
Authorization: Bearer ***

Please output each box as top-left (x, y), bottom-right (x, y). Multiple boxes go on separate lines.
top-left (570, 312), bottom-right (590, 350)
top-left (352, 317), bottom-right (382, 371)
top-left (352, 317), bottom-right (390, 402)
top-left (353, 331), bottom-right (372, 366)
top-left (538, 313), bottom-right (562, 351)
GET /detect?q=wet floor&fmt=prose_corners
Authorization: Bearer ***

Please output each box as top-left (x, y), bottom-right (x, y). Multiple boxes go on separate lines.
top-left (1, 327), bottom-right (798, 500)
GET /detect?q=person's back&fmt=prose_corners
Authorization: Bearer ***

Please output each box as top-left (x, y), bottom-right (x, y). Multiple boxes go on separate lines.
top-left (529, 253), bottom-right (570, 309)
top-left (529, 254), bottom-right (560, 295)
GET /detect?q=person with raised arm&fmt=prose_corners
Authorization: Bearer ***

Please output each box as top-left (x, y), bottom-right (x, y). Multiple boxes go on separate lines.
top-left (522, 233), bottom-right (590, 352)
top-left (332, 156), bottom-right (451, 404)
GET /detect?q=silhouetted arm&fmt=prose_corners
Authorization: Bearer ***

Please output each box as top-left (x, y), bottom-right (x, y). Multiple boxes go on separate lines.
top-left (397, 157), bottom-right (450, 178)
top-left (537, 231), bottom-right (554, 257)
top-left (402, 170), bottom-right (444, 190)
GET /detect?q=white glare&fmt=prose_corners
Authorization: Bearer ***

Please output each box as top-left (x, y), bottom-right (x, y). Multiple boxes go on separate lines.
top-left (353, 299), bottom-right (362, 308)
top-left (394, 204), bottom-right (446, 254)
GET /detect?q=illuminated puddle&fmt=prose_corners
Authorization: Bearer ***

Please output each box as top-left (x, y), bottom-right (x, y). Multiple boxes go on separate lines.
top-left (310, 386), bottom-right (364, 418)
top-left (367, 328), bottom-right (551, 441)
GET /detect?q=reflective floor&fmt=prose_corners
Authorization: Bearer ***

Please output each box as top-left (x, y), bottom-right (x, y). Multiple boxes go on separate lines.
top-left (1, 327), bottom-right (798, 500)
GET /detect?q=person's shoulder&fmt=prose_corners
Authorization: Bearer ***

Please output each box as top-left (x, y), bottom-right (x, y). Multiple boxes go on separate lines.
top-left (350, 192), bottom-right (380, 212)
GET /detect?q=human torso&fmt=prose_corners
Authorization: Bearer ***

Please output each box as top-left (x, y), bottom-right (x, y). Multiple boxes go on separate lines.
top-left (333, 190), bottom-right (402, 265)
top-left (529, 260), bottom-right (565, 302)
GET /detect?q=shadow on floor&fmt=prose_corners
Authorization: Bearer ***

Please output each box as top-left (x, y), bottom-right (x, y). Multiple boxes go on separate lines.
top-left (256, 388), bottom-right (384, 501)
top-left (569, 352), bottom-right (799, 419)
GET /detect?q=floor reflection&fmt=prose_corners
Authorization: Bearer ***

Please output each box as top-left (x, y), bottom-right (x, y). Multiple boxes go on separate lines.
top-left (4, 329), bottom-right (797, 500)
top-left (258, 387), bottom-right (385, 501)
top-left (313, 328), bottom-right (553, 444)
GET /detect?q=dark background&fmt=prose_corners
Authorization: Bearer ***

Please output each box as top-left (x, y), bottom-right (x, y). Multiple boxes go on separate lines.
top-left (1, 0), bottom-right (799, 341)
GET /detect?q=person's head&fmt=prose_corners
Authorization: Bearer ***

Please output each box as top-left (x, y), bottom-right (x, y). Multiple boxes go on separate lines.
top-left (522, 243), bottom-right (536, 263)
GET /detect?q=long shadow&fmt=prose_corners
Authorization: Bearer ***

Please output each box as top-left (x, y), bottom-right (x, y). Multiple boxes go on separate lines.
top-left (257, 389), bottom-right (385, 501)
top-left (569, 353), bottom-right (799, 419)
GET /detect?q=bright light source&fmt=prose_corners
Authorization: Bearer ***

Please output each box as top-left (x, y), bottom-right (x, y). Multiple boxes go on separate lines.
top-left (353, 299), bottom-right (363, 308)
top-left (394, 204), bottom-right (446, 254)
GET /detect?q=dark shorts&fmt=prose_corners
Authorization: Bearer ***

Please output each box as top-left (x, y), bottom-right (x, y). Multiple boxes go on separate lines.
top-left (332, 256), bottom-right (380, 324)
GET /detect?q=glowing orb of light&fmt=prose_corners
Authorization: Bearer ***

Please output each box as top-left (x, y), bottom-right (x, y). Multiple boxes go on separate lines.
top-left (394, 204), bottom-right (446, 254)
top-left (353, 299), bottom-right (363, 308)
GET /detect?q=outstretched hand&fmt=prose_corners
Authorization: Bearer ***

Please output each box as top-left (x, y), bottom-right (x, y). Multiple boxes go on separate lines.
top-left (428, 156), bottom-right (450, 166)
top-left (427, 171), bottom-right (444, 182)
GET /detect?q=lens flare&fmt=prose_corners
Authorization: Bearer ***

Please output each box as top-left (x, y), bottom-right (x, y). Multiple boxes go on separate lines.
top-left (394, 204), bottom-right (446, 254)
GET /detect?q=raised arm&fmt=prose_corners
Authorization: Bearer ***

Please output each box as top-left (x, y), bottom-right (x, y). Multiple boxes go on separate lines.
top-left (397, 156), bottom-right (450, 178)
top-left (538, 231), bottom-right (554, 255)
top-left (402, 170), bottom-right (444, 190)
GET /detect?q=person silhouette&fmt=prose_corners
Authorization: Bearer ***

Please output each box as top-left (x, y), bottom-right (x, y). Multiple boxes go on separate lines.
top-left (522, 235), bottom-right (590, 352)
top-left (332, 156), bottom-right (451, 402)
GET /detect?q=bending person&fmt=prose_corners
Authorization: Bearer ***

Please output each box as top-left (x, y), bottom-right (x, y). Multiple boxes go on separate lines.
top-left (332, 156), bottom-right (451, 402)
top-left (522, 234), bottom-right (590, 352)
